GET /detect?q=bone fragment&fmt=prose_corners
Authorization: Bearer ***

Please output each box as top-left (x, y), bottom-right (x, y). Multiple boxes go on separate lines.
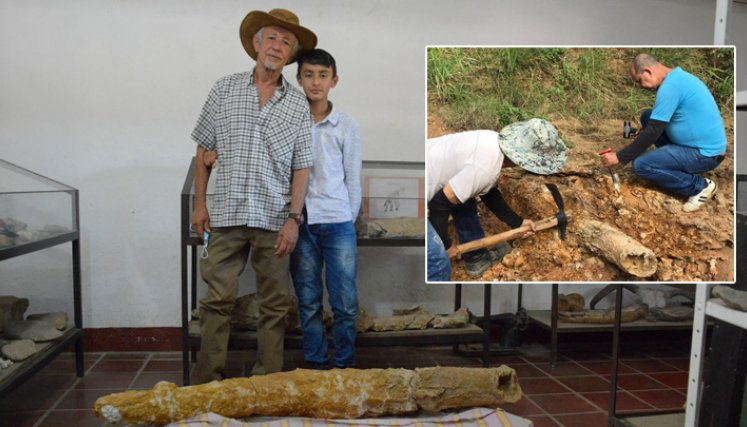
top-left (93, 366), bottom-right (521, 425)
top-left (431, 307), bottom-right (470, 329)
top-left (576, 220), bottom-right (657, 277)
top-left (713, 285), bottom-right (747, 312)
top-left (559, 303), bottom-right (648, 324)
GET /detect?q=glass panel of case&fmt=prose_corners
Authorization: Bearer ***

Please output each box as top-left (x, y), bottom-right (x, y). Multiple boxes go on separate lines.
top-left (0, 159), bottom-right (77, 250)
top-left (356, 161), bottom-right (424, 239)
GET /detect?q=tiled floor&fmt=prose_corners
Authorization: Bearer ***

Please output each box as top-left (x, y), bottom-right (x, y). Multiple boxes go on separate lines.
top-left (0, 342), bottom-right (689, 427)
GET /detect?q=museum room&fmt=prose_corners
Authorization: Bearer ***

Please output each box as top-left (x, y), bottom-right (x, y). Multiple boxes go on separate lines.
top-left (1, 0), bottom-right (746, 426)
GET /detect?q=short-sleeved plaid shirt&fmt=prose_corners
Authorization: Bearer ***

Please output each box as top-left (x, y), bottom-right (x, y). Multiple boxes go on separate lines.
top-left (191, 70), bottom-right (313, 231)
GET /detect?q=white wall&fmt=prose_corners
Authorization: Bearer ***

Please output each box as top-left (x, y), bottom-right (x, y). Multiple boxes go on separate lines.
top-left (1, 0), bottom-right (745, 328)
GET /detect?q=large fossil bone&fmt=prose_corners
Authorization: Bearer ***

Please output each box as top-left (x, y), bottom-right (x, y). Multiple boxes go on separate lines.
top-left (93, 366), bottom-right (521, 425)
top-left (575, 220), bottom-right (657, 277)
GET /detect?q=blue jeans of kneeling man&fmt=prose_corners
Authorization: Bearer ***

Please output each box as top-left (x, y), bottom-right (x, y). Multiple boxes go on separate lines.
top-left (632, 109), bottom-right (720, 196)
top-left (427, 220), bottom-right (451, 282)
top-left (290, 221), bottom-right (358, 368)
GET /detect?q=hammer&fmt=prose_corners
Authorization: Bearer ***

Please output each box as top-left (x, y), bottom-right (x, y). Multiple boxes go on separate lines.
top-left (454, 183), bottom-right (569, 254)
top-left (598, 148), bottom-right (620, 192)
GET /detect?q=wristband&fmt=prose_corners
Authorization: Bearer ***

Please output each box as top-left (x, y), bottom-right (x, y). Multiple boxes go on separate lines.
top-left (287, 212), bottom-right (303, 225)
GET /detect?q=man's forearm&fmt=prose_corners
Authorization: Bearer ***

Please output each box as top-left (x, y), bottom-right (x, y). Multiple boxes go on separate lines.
top-left (290, 168), bottom-right (310, 214)
top-left (194, 145), bottom-right (211, 208)
top-left (617, 120), bottom-right (667, 165)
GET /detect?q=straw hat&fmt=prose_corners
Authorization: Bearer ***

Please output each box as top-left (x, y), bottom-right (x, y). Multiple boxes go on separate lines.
top-left (239, 8), bottom-right (317, 63)
top-left (498, 118), bottom-right (568, 175)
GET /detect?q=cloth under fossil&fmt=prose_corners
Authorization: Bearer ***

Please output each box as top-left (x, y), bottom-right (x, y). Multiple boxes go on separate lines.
top-left (163, 407), bottom-right (532, 427)
top-left (93, 366), bottom-right (522, 426)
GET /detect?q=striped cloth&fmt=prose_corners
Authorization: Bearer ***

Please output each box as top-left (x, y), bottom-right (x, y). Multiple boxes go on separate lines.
top-left (166, 407), bottom-right (532, 427)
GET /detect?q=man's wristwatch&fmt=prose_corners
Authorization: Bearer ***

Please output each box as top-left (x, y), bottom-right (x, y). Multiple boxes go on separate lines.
top-left (287, 212), bottom-right (303, 225)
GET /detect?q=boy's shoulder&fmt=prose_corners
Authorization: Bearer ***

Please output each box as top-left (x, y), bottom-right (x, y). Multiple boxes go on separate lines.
top-left (330, 109), bottom-right (359, 129)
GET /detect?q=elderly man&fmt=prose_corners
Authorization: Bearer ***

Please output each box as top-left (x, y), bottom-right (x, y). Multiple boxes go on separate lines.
top-left (599, 53), bottom-right (727, 212)
top-left (190, 9), bottom-right (316, 384)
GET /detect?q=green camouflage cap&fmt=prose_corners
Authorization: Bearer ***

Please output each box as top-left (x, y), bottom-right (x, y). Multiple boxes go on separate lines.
top-left (498, 118), bottom-right (567, 175)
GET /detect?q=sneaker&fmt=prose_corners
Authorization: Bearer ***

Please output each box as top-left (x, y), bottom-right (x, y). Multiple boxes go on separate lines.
top-left (683, 178), bottom-right (717, 212)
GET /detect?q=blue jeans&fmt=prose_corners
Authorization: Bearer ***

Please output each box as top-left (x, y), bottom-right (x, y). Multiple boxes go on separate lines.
top-left (452, 198), bottom-right (489, 262)
top-left (290, 221), bottom-right (358, 367)
top-left (427, 220), bottom-right (451, 282)
top-left (632, 109), bottom-right (720, 196)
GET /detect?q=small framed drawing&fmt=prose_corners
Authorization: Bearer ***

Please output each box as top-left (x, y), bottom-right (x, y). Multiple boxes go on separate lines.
top-left (362, 176), bottom-right (424, 220)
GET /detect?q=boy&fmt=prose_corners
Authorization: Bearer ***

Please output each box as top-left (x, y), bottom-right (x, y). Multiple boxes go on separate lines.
top-left (291, 49), bottom-right (361, 369)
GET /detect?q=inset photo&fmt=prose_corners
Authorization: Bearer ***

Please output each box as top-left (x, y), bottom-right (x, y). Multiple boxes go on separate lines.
top-left (426, 47), bottom-right (735, 283)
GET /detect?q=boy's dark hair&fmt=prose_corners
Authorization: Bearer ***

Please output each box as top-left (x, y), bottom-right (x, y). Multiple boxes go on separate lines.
top-left (296, 48), bottom-right (337, 77)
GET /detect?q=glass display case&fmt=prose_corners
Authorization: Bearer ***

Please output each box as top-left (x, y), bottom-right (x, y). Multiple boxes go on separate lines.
top-left (356, 161), bottom-right (424, 245)
top-left (0, 158), bottom-right (83, 398)
top-left (0, 159), bottom-right (78, 258)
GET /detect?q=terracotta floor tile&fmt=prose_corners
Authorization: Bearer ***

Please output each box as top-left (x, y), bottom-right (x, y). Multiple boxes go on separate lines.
top-left (0, 374), bottom-right (77, 411)
top-left (556, 375), bottom-right (610, 393)
top-left (143, 359), bottom-right (184, 372)
top-left (512, 363), bottom-right (550, 378)
top-left (499, 395), bottom-right (545, 416)
top-left (535, 361), bottom-right (594, 377)
top-left (90, 359), bottom-right (145, 372)
top-left (524, 415), bottom-right (562, 427)
top-left (37, 409), bottom-right (104, 426)
top-left (529, 393), bottom-right (598, 414)
top-left (521, 377), bottom-right (570, 394)
top-left (658, 358), bottom-right (690, 371)
top-left (631, 389), bottom-right (686, 410)
top-left (553, 412), bottom-right (608, 427)
top-left (75, 372), bottom-right (136, 390)
top-left (610, 373), bottom-right (667, 391)
top-left (623, 359), bottom-right (681, 373)
top-left (559, 350), bottom-right (608, 362)
top-left (580, 391), bottom-right (655, 412)
top-left (0, 410), bottom-right (45, 427)
top-left (581, 360), bottom-right (635, 376)
top-left (100, 352), bottom-right (149, 360)
top-left (130, 371), bottom-right (184, 389)
top-left (56, 388), bottom-right (124, 410)
top-left (647, 372), bottom-right (688, 389)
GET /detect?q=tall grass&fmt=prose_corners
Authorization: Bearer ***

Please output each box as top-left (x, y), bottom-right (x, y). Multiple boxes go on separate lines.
top-left (427, 47), bottom-right (734, 132)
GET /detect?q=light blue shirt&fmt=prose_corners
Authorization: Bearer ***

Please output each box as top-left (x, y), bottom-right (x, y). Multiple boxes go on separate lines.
top-left (651, 67), bottom-right (727, 157)
top-left (305, 104), bottom-right (362, 225)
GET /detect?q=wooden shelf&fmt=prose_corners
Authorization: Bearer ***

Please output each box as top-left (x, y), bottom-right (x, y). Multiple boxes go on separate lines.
top-left (527, 310), bottom-right (695, 333)
top-left (187, 320), bottom-right (484, 349)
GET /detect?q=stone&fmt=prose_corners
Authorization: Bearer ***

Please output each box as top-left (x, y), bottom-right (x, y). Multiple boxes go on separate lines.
top-left (3, 319), bottom-right (65, 342)
top-left (27, 312), bottom-right (68, 330)
top-left (558, 293), bottom-right (584, 312)
top-left (1, 339), bottom-right (37, 361)
top-left (0, 358), bottom-right (12, 369)
top-left (713, 285), bottom-right (747, 312)
top-left (0, 296), bottom-right (30, 333)
top-left (432, 307), bottom-right (470, 329)
top-left (356, 308), bottom-right (375, 332)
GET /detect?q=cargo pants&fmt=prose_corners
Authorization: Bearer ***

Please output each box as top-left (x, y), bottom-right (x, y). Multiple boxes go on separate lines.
top-left (192, 226), bottom-right (291, 384)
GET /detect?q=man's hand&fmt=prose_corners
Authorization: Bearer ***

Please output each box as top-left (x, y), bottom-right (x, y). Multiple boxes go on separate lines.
top-left (447, 245), bottom-right (461, 260)
top-left (274, 220), bottom-right (299, 257)
top-left (599, 151), bottom-right (620, 168)
top-left (203, 150), bottom-right (218, 168)
top-left (191, 205), bottom-right (211, 241)
top-left (520, 219), bottom-right (536, 239)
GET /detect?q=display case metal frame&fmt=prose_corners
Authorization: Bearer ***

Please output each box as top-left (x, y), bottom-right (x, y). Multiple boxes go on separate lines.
top-left (0, 159), bottom-right (84, 399)
top-left (180, 158), bottom-right (487, 385)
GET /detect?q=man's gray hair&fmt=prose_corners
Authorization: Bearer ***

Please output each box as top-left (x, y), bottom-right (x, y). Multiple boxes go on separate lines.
top-left (254, 27), bottom-right (302, 58)
top-left (633, 53), bottom-right (659, 73)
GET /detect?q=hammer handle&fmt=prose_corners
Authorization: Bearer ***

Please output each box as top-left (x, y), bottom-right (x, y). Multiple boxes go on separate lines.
top-left (455, 214), bottom-right (569, 255)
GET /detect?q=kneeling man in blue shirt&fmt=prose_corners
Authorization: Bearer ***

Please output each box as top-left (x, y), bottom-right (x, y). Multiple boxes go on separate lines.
top-left (599, 53), bottom-right (727, 212)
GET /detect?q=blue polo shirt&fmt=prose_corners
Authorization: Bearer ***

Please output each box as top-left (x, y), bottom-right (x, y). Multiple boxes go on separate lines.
top-left (651, 67), bottom-right (727, 157)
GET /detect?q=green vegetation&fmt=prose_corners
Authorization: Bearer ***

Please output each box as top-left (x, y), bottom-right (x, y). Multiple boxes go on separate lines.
top-left (427, 47), bottom-right (734, 132)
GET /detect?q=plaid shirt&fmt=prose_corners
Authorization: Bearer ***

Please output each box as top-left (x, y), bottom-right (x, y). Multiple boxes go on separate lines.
top-left (192, 70), bottom-right (313, 231)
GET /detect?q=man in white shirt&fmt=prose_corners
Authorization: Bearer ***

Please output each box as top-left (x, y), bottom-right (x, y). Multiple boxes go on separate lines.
top-left (426, 119), bottom-right (567, 281)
